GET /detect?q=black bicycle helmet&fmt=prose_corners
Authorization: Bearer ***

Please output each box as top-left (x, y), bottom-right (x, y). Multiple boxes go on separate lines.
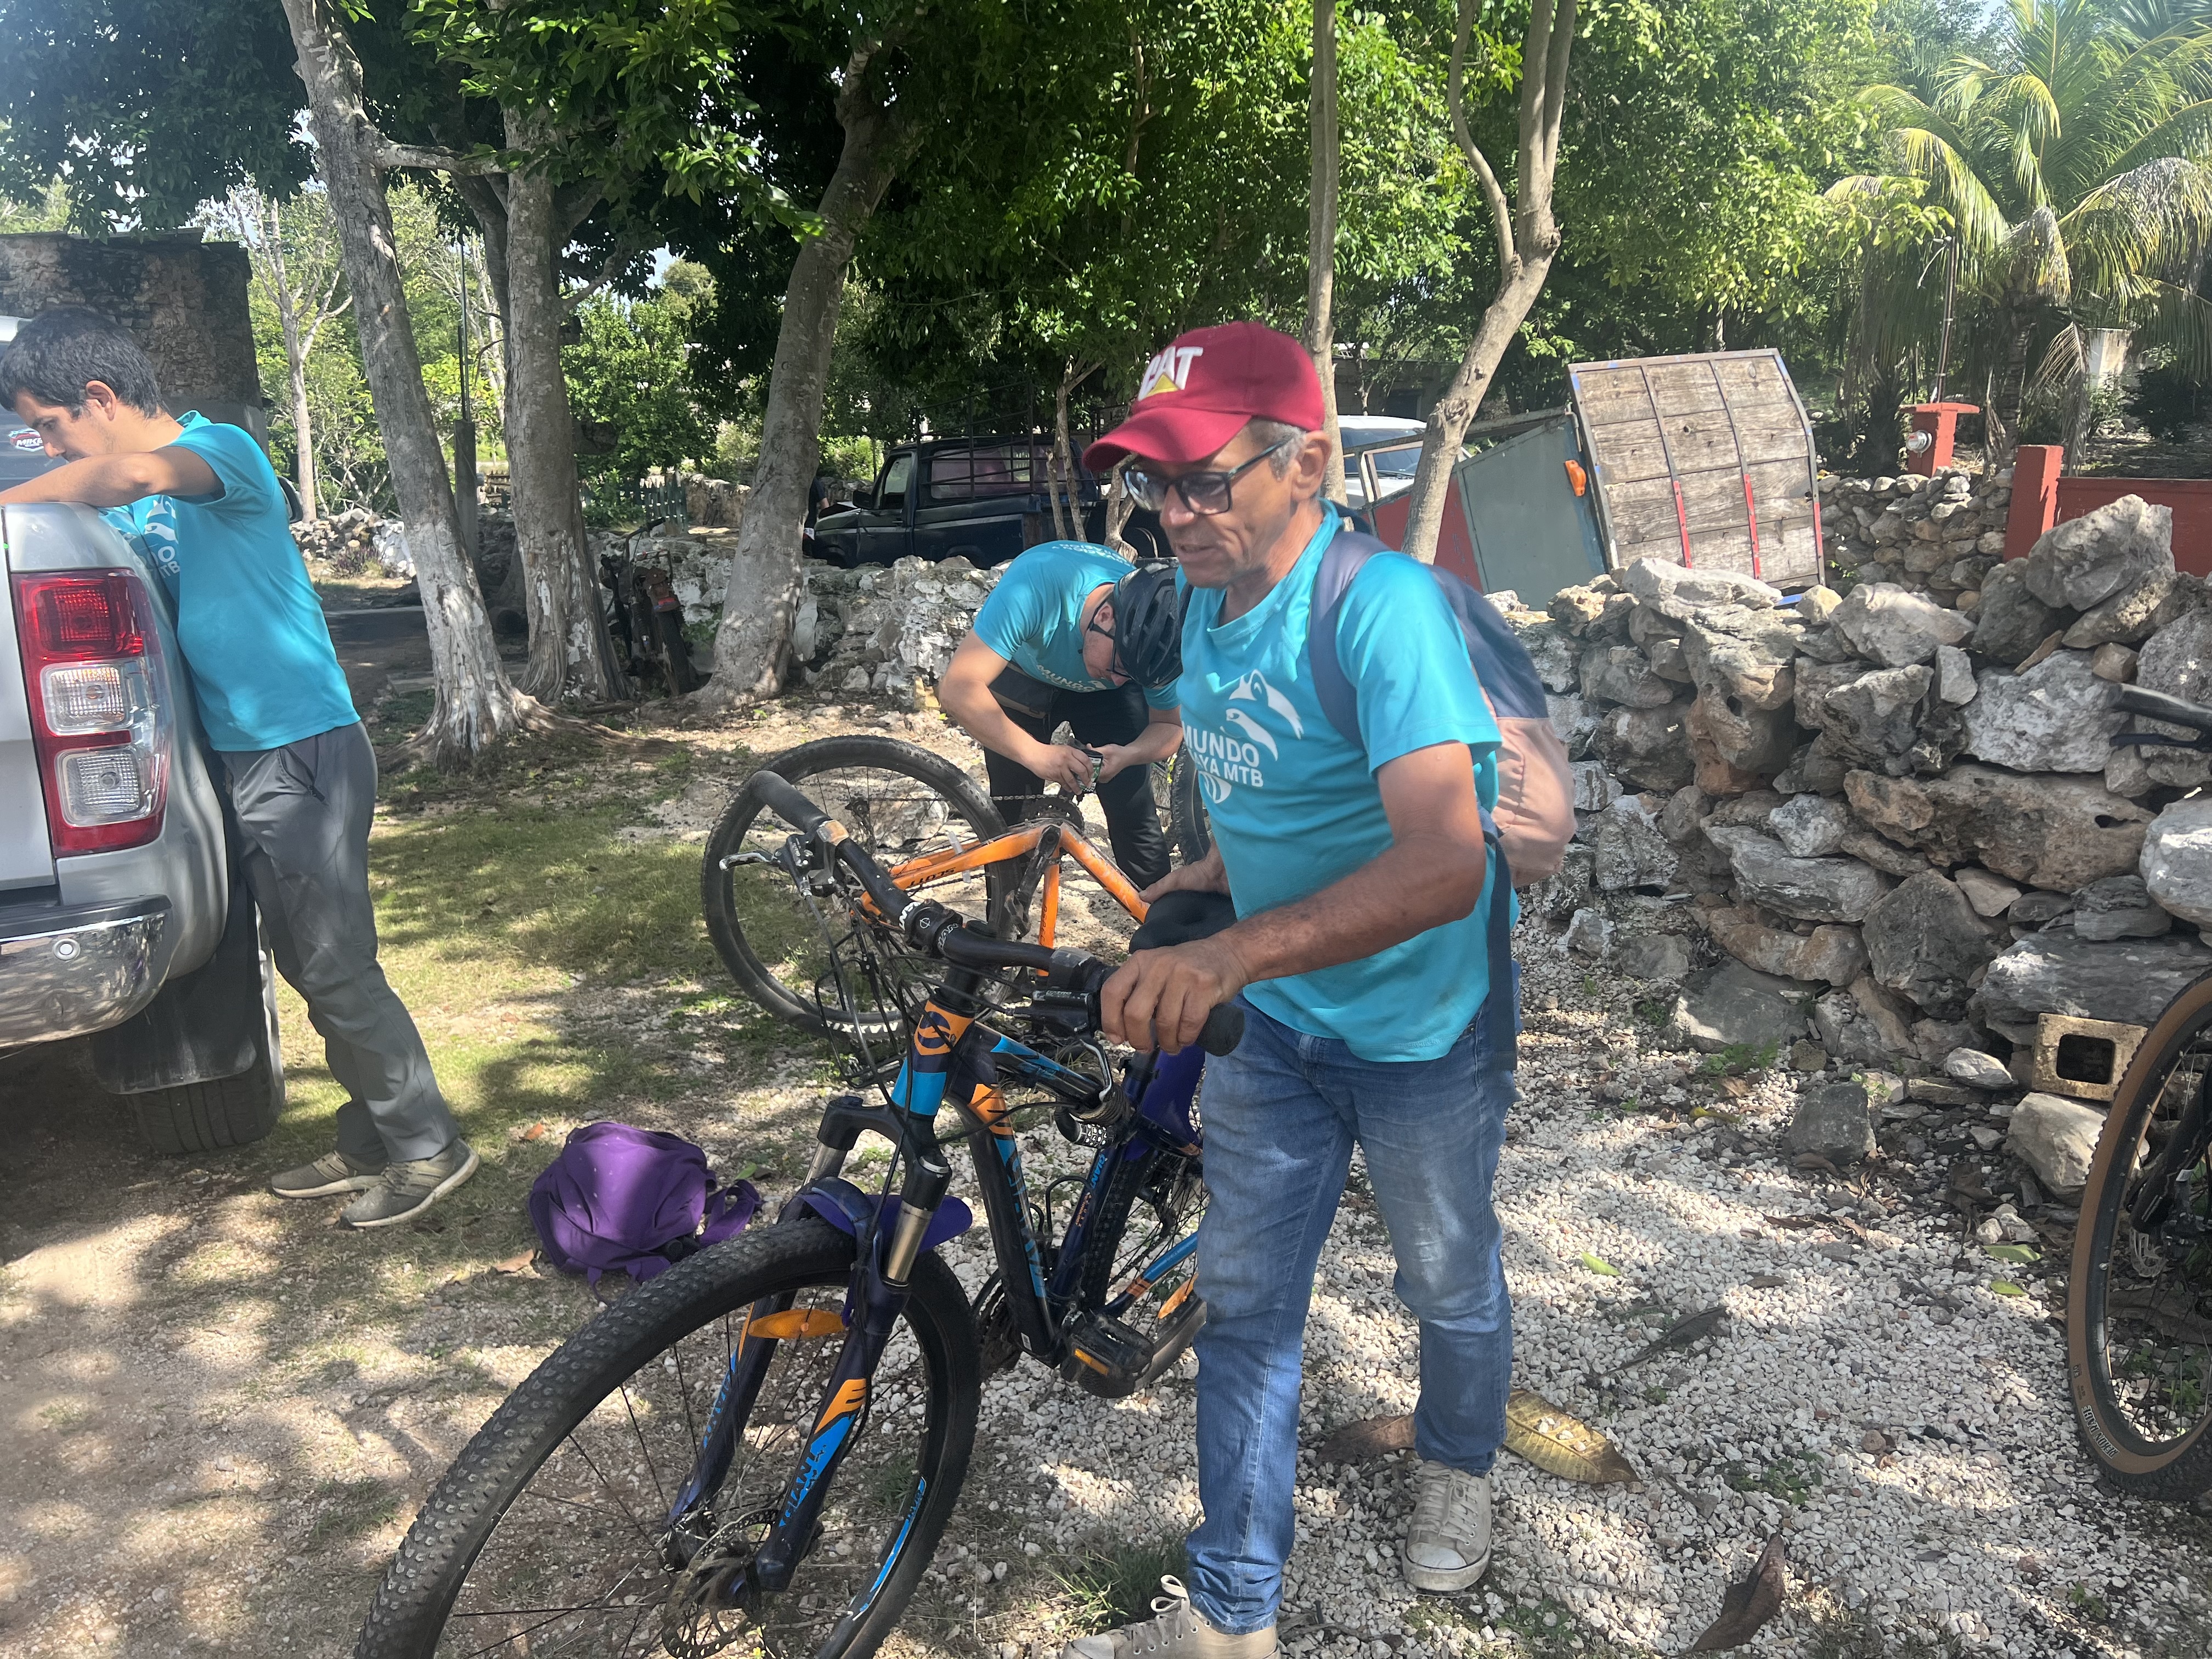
top-left (1110, 561), bottom-right (1184, 688)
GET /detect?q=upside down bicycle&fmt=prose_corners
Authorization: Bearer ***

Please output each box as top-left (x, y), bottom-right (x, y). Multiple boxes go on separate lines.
top-left (356, 769), bottom-right (1243, 1657)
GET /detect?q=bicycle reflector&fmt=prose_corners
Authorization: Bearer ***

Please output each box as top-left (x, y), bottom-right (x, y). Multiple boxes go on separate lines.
top-left (13, 568), bottom-right (173, 854)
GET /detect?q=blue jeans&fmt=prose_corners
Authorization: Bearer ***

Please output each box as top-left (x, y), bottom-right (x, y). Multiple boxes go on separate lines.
top-left (1184, 1001), bottom-right (1515, 1635)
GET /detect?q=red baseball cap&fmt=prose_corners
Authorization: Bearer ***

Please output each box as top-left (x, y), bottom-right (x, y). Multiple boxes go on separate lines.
top-left (1082, 321), bottom-right (1323, 470)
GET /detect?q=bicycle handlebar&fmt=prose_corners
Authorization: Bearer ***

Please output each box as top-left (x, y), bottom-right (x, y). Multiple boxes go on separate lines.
top-left (2116, 684), bottom-right (2212, 736)
top-left (751, 766), bottom-right (1243, 1056)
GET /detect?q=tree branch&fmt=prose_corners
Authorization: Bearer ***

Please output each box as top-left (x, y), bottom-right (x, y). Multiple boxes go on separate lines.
top-left (1451, 0), bottom-right (1516, 275)
top-left (374, 140), bottom-right (502, 177)
top-left (1541, 0), bottom-right (1578, 183)
top-left (561, 240), bottom-right (645, 315)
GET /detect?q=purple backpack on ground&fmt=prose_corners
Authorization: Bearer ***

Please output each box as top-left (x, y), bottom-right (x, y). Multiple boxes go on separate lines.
top-left (528, 1121), bottom-right (761, 1284)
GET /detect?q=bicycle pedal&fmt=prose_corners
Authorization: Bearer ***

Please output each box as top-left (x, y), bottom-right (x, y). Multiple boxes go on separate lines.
top-left (1135, 1295), bottom-right (1207, 1390)
top-left (1059, 1311), bottom-right (1153, 1399)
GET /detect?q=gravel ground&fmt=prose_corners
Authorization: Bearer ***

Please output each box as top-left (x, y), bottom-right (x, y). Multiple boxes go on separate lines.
top-left (4, 690), bottom-right (2211, 1658)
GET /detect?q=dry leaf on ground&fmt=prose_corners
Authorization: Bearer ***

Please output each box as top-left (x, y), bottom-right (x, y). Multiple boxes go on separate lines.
top-left (1312, 1414), bottom-right (1415, 1463)
top-left (1689, 1534), bottom-right (1788, 1651)
top-left (1505, 1389), bottom-right (1638, 1485)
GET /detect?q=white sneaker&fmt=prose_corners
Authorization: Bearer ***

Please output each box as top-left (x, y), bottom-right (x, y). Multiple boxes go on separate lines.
top-left (1402, 1461), bottom-right (1492, 1592)
top-left (1060, 1577), bottom-right (1276, 1659)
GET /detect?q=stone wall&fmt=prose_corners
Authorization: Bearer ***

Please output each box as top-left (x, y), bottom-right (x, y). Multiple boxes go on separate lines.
top-left (0, 232), bottom-right (264, 441)
top-left (1819, 467), bottom-right (2012, 606)
top-left (1522, 497), bottom-right (2212, 1187)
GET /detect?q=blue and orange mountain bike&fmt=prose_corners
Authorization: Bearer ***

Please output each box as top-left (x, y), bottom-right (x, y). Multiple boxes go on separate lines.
top-left (357, 765), bottom-right (1241, 1658)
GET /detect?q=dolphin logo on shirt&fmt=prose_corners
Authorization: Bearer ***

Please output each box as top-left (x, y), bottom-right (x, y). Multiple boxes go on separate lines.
top-left (1229, 671), bottom-right (1303, 740)
top-left (1222, 707), bottom-right (1277, 759)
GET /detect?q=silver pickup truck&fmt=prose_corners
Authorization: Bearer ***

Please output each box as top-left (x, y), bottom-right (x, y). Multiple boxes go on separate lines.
top-left (2, 423), bottom-right (286, 1154)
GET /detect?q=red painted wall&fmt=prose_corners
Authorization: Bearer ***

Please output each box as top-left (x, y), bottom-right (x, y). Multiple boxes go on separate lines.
top-left (1368, 478), bottom-right (1484, 590)
top-left (2004, 443), bottom-right (2212, 577)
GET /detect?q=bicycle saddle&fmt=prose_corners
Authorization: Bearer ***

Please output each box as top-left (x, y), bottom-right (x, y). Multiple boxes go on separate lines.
top-left (1131, 889), bottom-right (1238, 951)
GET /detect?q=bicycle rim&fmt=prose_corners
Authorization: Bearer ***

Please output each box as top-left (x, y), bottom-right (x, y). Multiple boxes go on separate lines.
top-left (2069, 979), bottom-right (2212, 1494)
top-left (360, 1222), bottom-right (979, 1659)
top-left (704, 737), bottom-right (1010, 1041)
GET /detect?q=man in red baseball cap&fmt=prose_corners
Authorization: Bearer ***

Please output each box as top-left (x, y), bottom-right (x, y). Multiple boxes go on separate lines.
top-left (1063, 324), bottom-right (1514, 1659)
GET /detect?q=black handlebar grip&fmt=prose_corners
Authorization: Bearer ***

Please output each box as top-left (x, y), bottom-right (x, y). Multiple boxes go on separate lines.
top-left (750, 769), bottom-right (830, 837)
top-left (2117, 684), bottom-right (2212, 735)
top-left (1198, 1002), bottom-right (1245, 1057)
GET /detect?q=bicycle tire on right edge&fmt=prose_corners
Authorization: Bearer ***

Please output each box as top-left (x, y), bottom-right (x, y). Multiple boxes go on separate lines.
top-left (2067, 967), bottom-right (2212, 1499)
top-left (356, 1217), bottom-right (981, 1659)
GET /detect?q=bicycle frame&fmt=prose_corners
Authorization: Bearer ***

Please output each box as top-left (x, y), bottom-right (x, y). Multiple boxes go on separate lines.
top-left (664, 951), bottom-right (1205, 1623)
top-left (885, 817), bottom-right (1152, 946)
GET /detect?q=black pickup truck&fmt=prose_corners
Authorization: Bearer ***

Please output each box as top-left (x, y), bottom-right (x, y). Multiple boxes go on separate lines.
top-left (811, 436), bottom-right (1167, 568)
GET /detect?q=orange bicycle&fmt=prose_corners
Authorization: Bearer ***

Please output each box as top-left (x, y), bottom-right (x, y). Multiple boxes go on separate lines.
top-left (703, 734), bottom-right (1157, 1045)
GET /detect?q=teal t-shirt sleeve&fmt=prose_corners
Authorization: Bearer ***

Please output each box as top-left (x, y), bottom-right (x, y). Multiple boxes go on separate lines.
top-left (1141, 679), bottom-right (1178, 711)
top-left (1333, 554), bottom-right (1500, 774)
top-left (972, 562), bottom-right (1047, 662)
top-left (169, 421), bottom-right (280, 518)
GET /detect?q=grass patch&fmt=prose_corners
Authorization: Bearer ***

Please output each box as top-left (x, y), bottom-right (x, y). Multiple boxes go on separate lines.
top-left (1699, 1041), bottom-right (1778, 1078)
top-left (1723, 1450), bottom-right (1825, 1503)
top-left (1052, 1533), bottom-right (1188, 1633)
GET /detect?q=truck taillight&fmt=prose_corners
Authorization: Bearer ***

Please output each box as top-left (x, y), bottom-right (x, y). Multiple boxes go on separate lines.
top-left (13, 569), bottom-right (172, 854)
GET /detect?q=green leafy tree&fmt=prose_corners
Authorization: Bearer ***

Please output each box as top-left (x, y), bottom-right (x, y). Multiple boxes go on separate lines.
top-left (563, 268), bottom-right (716, 484)
top-left (1839, 0), bottom-right (2212, 456)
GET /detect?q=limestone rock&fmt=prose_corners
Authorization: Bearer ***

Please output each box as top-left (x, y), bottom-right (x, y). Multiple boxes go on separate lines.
top-left (1581, 643), bottom-right (1677, 708)
top-left (1594, 700), bottom-right (1696, 793)
top-left (1798, 585), bottom-right (1843, 623)
top-left (1519, 622), bottom-right (1582, 693)
top-left (1831, 582), bottom-right (1973, 668)
top-left (2011, 890), bottom-right (2076, 932)
top-left (1812, 990), bottom-right (1894, 1067)
top-left (1772, 738), bottom-right (1850, 797)
top-left (2006, 1093), bottom-right (2107, 1198)
top-left (1561, 907), bottom-right (1613, 958)
top-left (1811, 663), bottom-right (1959, 776)
top-left (2090, 642), bottom-right (2138, 683)
top-left (1785, 1080), bottom-right (1876, 1166)
top-left (1971, 560), bottom-right (2064, 665)
top-left (1962, 650), bottom-right (2121, 773)
top-left (2073, 874), bottom-right (2171, 940)
top-left (1849, 975), bottom-right (1920, 1055)
top-left (1549, 583), bottom-right (1611, 633)
top-left (1944, 1048), bottom-right (2016, 1090)
top-left (1689, 685), bottom-right (1798, 775)
top-left (1667, 961), bottom-right (1810, 1056)
top-left (1703, 906), bottom-right (1867, 986)
top-left (2063, 566), bottom-right (2179, 648)
top-left (1706, 826), bottom-right (1893, 922)
top-left (1646, 636), bottom-right (1694, 683)
top-left (1768, 792), bottom-right (1851, 859)
top-left (1658, 785), bottom-right (1709, 846)
top-left (1970, 932), bottom-right (2212, 1040)
top-left (2022, 494), bottom-right (2172, 610)
top-left (1910, 1019), bottom-right (1977, 1065)
top-left (2140, 796), bottom-right (2212, 928)
top-left (2105, 607), bottom-right (2212, 796)
top-left (1953, 867), bottom-right (2022, 917)
top-left (1860, 871), bottom-right (2001, 1019)
top-left (1570, 760), bottom-right (1622, 812)
top-left (1936, 644), bottom-right (1977, 704)
top-left (1843, 765), bottom-right (2152, 893)
top-left (1793, 625), bottom-right (1861, 664)
top-left (1838, 827), bottom-right (1933, 878)
top-left (1587, 797), bottom-right (1679, 893)
top-left (1547, 693), bottom-right (1598, 756)
top-left (1705, 790), bottom-right (1787, 829)
top-left (1614, 934), bottom-right (1693, 981)
top-left (1681, 610), bottom-right (1802, 712)
top-left (1618, 557), bottom-right (1782, 612)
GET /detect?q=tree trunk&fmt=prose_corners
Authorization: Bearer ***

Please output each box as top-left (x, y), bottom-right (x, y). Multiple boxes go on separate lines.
top-left (501, 118), bottom-right (623, 703)
top-left (697, 48), bottom-right (902, 707)
top-left (279, 0), bottom-right (533, 761)
top-left (1051, 359), bottom-right (1097, 543)
top-left (1398, 256), bottom-right (1556, 563)
top-left (262, 197), bottom-right (321, 520)
top-left (287, 354), bottom-right (318, 520)
top-left (1306, 0), bottom-right (1345, 504)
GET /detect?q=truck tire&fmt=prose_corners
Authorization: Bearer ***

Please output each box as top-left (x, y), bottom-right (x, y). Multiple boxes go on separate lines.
top-left (129, 930), bottom-right (285, 1156)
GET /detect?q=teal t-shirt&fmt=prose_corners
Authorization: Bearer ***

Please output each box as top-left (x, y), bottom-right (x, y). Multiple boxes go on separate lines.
top-left (101, 413), bottom-right (358, 752)
top-left (1179, 507), bottom-right (1503, 1062)
top-left (971, 541), bottom-right (1179, 709)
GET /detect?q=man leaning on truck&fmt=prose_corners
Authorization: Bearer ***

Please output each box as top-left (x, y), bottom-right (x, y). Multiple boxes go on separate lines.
top-left (0, 307), bottom-right (477, 1228)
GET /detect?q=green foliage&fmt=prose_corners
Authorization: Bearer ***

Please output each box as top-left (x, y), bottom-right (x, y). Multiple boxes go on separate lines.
top-left (1700, 1041), bottom-right (1779, 1076)
top-left (1723, 1449), bottom-right (1825, 1502)
top-left (2127, 348), bottom-right (2211, 438)
top-left (563, 267), bottom-right (716, 482)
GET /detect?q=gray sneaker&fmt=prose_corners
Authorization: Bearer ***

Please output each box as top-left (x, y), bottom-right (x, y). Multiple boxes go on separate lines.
top-left (1060, 1577), bottom-right (1274, 1659)
top-left (269, 1150), bottom-right (386, 1198)
top-left (1402, 1461), bottom-right (1492, 1592)
top-left (340, 1139), bottom-right (481, 1229)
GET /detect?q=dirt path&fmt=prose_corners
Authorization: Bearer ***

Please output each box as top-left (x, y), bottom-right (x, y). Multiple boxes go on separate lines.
top-left (3, 689), bottom-right (2209, 1659)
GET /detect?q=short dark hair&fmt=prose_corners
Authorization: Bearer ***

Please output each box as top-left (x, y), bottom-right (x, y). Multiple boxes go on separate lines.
top-left (0, 306), bottom-right (165, 416)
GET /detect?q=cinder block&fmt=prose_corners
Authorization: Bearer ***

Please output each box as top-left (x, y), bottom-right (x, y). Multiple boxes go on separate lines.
top-left (2030, 1013), bottom-right (2147, 1103)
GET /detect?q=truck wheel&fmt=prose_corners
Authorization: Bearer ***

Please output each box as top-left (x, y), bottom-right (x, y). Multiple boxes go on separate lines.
top-left (129, 932), bottom-right (286, 1156)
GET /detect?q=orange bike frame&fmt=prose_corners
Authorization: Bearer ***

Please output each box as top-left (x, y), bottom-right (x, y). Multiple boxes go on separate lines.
top-left (882, 822), bottom-right (1149, 948)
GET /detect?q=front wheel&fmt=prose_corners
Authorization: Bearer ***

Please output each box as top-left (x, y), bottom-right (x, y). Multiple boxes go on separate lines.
top-left (357, 1218), bottom-right (982, 1658)
top-left (2068, 969), bottom-right (2212, 1498)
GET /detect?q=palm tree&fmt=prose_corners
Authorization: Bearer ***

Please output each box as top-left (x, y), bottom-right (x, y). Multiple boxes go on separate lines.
top-left (1836, 0), bottom-right (2212, 460)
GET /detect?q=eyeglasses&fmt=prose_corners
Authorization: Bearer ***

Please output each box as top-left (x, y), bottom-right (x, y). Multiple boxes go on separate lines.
top-left (1123, 434), bottom-right (1297, 515)
top-left (1084, 599), bottom-right (1126, 680)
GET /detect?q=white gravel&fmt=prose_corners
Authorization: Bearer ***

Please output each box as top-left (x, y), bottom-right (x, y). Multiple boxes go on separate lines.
top-left (924, 923), bottom-right (2212, 1659)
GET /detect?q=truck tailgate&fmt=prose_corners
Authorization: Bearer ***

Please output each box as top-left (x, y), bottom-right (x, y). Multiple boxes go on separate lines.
top-left (0, 506), bottom-right (57, 891)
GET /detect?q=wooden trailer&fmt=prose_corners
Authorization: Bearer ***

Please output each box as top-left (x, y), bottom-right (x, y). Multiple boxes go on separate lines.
top-left (1368, 347), bottom-right (1825, 606)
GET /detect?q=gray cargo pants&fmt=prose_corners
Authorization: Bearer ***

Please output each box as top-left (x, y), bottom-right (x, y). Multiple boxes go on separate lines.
top-left (221, 721), bottom-right (460, 1164)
